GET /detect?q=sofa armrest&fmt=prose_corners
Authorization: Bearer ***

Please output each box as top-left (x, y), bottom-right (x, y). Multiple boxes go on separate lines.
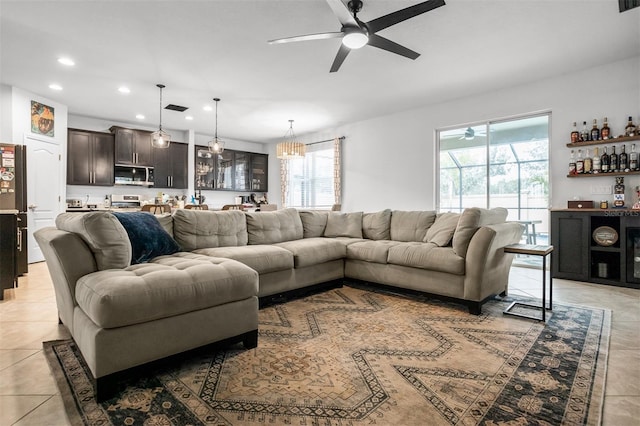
top-left (34, 227), bottom-right (98, 334)
top-left (462, 222), bottom-right (524, 302)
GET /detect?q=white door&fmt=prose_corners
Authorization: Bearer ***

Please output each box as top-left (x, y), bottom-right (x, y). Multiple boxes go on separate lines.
top-left (25, 136), bottom-right (62, 263)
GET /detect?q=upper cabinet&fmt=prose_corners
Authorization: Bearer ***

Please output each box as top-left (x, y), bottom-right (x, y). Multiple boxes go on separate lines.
top-left (110, 126), bottom-right (153, 166)
top-left (67, 128), bottom-right (114, 186)
top-left (250, 153), bottom-right (268, 192)
top-left (195, 146), bottom-right (268, 192)
top-left (153, 142), bottom-right (188, 189)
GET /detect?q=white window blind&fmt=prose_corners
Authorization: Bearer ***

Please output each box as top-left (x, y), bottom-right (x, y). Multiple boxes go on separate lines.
top-left (285, 140), bottom-right (338, 209)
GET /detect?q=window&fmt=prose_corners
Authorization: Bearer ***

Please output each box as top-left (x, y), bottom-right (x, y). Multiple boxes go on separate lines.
top-left (437, 113), bottom-right (550, 248)
top-left (282, 139), bottom-right (341, 209)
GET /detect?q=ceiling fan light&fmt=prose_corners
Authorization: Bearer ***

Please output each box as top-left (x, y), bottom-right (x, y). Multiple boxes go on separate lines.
top-left (342, 29), bottom-right (368, 49)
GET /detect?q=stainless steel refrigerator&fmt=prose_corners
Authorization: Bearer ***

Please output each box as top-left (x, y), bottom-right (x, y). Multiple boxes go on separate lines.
top-left (0, 144), bottom-right (28, 299)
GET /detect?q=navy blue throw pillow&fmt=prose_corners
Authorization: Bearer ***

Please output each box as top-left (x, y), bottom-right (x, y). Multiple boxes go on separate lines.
top-left (112, 212), bottom-right (180, 264)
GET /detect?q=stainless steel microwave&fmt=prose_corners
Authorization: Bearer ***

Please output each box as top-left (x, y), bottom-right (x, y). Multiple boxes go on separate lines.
top-left (114, 165), bottom-right (154, 186)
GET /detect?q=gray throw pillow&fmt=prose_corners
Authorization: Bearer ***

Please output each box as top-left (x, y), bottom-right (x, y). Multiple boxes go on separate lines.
top-left (362, 209), bottom-right (391, 240)
top-left (55, 212), bottom-right (132, 270)
top-left (324, 212), bottom-right (363, 238)
top-left (298, 210), bottom-right (329, 238)
top-left (424, 212), bottom-right (460, 246)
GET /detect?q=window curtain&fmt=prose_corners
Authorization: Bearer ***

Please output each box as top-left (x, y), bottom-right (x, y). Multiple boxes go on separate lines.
top-left (280, 159), bottom-right (289, 208)
top-left (333, 137), bottom-right (342, 205)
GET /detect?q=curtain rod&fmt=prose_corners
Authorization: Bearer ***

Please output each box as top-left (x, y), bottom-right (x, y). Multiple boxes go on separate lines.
top-left (305, 136), bottom-right (345, 146)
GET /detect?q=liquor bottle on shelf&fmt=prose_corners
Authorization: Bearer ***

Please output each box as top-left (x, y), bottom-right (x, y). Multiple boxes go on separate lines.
top-left (593, 147), bottom-right (601, 173)
top-left (590, 119), bottom-right (600, 141)
top-left (570, 122), bottom-right (580, 143)
top-left (569, 150), bottom-right (577, 175)
top-left (584, 148), bottom-right (593, 173)
top-left (601, 146), bottom-right (610, 173)
top-left (630, 144), bottom-right (638, 171)
top-left (625, 116), bottom-right (637, 137)
top-left (601, 117), bottom-right (611, 140)
top-left (610, 146), bottom-right (618, 173)
top-left (620, 144), bottom-right (629, 172)
top-left (580, 121), bottom-right (590, 142)
top-left (576, 149), bottom-right (584, 174)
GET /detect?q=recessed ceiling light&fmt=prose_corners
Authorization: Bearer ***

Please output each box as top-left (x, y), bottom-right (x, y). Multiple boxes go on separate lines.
top-left (49, 83), bottom-right (63, 91)
top-left (57, 57), bottom-right (75, 66)
top-left (118, 86), bottom-right (130, 94)
top-left (203, 105), bottom-right (213, 112)
top-left (185, 116), bottom-right (194, 121)
top-left (136, 114), bottom-right (145, 120)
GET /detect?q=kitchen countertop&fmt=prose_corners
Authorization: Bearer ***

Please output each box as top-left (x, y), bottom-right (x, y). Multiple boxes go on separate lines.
top-left (0, 209), bottom-right (19, 214)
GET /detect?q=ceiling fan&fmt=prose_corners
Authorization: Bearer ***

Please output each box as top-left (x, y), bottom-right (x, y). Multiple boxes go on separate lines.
top-left (268, 0), bottom-right (446, 73)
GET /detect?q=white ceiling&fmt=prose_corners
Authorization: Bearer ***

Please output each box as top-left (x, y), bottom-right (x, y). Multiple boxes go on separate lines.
top-left (1, 0), bottom-right (639, 144)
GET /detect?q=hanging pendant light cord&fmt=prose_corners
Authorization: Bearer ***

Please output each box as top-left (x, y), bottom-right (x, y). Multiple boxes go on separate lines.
top-left (157, 84), bottom-right (165, 131)
top-left (214, 97), bottom-right (220, 139)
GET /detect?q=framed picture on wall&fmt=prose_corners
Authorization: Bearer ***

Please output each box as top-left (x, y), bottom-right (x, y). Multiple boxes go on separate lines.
top-left (30, 101), bottom-right (55, 137)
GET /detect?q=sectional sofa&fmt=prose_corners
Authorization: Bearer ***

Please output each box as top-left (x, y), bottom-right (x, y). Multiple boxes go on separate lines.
top-left (35, 207), bottom-right (523, 399)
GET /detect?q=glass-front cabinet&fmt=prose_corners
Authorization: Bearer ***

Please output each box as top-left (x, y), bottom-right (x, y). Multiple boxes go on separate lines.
top-left (250, 154), bottom-right (268, 191)
top-left (216, 151), bottom-right (234, 190)
top-left (234, 152), bottom-right (250, 191)
top-left (628, 227), bottom-right (640, 284)
top-left (195, 147), bottom-right (215, 189)
top-left (195, 146), bottom-right (268, 192)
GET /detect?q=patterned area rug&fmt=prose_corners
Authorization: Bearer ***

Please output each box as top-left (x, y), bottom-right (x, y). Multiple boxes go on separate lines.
top-left (44, 285), bottom-right (610, 426)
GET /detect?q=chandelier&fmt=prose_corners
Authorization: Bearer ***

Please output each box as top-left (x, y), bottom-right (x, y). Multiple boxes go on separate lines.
top-left (208, 98), bottom-right (225, 154)
top-left (276, 120), bottom-right (306, 159)
top-left (151, 84), bottom-right (170, 149)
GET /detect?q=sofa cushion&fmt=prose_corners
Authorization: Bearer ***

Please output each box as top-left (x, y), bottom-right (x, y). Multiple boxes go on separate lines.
top-left (55, 212), bottom-right (131, 270)
top-left (390, 210), bottom-right (437, 242)
top-left (275, 237), bottom-right (347, 268)
top-left (347, 240), bottom-right (403, 264)
top-left (324, 212), bottom-right (363, 238)
top-left (298, 210), bottom-right (329, 238)
top-left (387, 243), bottom-right (465, 275)
top-left (193, 245), bottom-right (293, 274)
top-left (112, 212), bottom-right (180, 264)
top-left (452, 207), bottom-right (508, 257)
top-left (156, 213), bottom-right (173, 237)
top-left (75, 254), bottom-right (258, 329)
top-left (362, 209), bottom-right (391, 240)
top-left (246, 208), bottom-right (303, 245)
top-left (173, 209), bottom-right (247, 251)
top-left (424, 212), bottom-right (460, 246)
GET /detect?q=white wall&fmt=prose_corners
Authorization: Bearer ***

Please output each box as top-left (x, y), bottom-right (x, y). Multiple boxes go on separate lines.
top-left (274, 56), bottom-right (640, 213)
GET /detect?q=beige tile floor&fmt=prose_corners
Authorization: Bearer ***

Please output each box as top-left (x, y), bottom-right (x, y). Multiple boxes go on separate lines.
top-left (0, 262), bottom-right (638, 425)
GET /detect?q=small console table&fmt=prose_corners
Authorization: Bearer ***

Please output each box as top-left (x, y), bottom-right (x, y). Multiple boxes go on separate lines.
top-left (503, 244), bottom-right (554, 322)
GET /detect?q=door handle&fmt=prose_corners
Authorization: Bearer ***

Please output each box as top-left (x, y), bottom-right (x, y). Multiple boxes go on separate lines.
top-left (17, 228), bottom-right (22, 252)
top-left (28, 204), bottom-right (37, 210)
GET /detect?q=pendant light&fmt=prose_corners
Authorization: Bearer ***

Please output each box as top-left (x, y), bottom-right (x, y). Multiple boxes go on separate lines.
top-left (276, 120), bottom-right (306, 159)
top-left (208, 98), bottom-right (225, 154)
top-left (151, 84), bottom-right (171, 149)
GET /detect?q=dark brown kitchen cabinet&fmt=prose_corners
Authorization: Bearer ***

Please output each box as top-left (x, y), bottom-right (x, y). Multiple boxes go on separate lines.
top-left (153, 142), bottom-right (188, 189)
top-left (250, 154), bottom-right (268, 192)
top-left (110, 126), bottom-right (153, 166)
top-left (194, 146), bottom-right (268, 191)
top-left (67, 128), bottom-right (114, 186)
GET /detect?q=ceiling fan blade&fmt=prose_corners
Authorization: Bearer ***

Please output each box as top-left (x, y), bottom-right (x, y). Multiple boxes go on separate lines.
top-left (367, 0), bottom-right (446, 33)
top-left (326, 0), bottom-right (358, 27)
top-left (268, 32), bottom-right (343, 44)
top-left (330, 44), bottom-right (351, 73)
top-left (367, 34), bottom-right (420, 60)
